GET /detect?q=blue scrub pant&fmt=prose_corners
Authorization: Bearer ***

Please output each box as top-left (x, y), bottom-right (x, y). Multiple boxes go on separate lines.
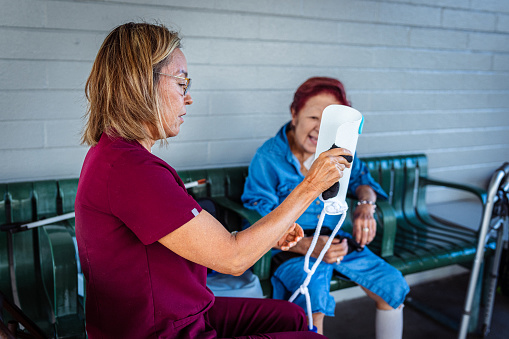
top-left (271, 246), bottom-right (409, 316)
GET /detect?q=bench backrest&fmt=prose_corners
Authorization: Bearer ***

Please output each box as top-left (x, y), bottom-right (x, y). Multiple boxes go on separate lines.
top-left (0, 179), bottom-right (79, 320)
top-left (0, 179), bottom-right (79, 227)
top-left (1, 154), bottom-right (431, 247)
top-left (1, 153), bottom-right (429, 225)
top-left (178, 166), bottom-right (250, 202)
top-left (361, 153), bottom-right (428, 215)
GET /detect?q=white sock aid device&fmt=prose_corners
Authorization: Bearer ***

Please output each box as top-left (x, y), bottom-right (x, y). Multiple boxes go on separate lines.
top-left (375, 306), bottom-right (404, 339)
top-left (288, 105), bottom-right (364, 331)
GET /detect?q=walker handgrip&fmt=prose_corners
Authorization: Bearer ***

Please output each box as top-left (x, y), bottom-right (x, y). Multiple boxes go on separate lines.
top-left (322, 144), bottom-right (353, 200)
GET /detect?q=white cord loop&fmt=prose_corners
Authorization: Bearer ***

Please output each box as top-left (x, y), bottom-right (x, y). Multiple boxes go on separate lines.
top-left (289, 200), bottom-right (349, 331)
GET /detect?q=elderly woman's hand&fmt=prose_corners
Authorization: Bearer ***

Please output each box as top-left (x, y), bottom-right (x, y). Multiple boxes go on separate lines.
top-left (289, 235), bottom-right (348, 264)
top-left (277, 223), bottom-right (304, 251)
top-left (314, 236), bottom-right (348, 264)
top-left (303, 147), bottom-right (352, 194)
top-left (352, 204), bottom-right (377, 247)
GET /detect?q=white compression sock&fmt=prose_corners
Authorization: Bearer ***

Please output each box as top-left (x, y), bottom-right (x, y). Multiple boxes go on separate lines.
top-left (375, 305), bottom-right (404, 339)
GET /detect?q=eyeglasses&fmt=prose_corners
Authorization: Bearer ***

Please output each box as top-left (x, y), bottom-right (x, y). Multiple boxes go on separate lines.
top-left (156, 72), bottom-right (192, 96)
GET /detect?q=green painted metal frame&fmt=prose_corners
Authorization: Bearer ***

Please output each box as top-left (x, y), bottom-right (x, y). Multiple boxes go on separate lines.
top-left (359, 154), bottom-right (491, 333)
top-left (185, 155), bottom-right (492, 334)
top-left (0, 180), bottom-right (84, 338)
top-left (0, 153), bottom-right (493, 337)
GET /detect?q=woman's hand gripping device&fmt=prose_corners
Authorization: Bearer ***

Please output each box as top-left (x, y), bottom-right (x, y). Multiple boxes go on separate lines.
top-left (288, 105), bottom-right (364, 332)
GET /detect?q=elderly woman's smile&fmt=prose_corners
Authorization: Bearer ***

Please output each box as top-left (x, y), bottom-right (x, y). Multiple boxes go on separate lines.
top-left (288, 92), bottom-right (341, 162)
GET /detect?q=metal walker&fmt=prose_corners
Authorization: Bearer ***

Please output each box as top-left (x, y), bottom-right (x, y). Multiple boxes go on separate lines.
top-left (458, 162), bottom-right (509, 339)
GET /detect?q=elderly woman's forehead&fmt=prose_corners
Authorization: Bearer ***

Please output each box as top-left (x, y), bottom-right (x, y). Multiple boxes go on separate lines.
top-left (301, 93), bottom-right (340, 108)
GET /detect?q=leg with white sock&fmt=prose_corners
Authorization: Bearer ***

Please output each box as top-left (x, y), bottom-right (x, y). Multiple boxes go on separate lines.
top-left (361, 286), bottom-right (404, 339)
top-left (375, 305), bottom-right (404, 339)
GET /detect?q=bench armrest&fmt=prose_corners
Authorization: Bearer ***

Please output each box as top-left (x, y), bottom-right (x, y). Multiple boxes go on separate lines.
top-left (375, 200), bottom-right (397, 258)
top-left (210, 197), bottom-right (272, 280)
top-left (211, 196), bottom-right (263, 226)
top-left (39, 223), bottom-right (85, 337)
top-left (419, 177), bottom-right (487, 205)
top-left (39, 224), bottom-right (79, 318)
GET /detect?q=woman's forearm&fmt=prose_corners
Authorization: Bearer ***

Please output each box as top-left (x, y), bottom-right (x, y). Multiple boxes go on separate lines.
top-left (233, 180), bottom-right (319, 269)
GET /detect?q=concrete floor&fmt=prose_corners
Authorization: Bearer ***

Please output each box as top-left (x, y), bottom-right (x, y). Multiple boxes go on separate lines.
top-left (323, 271), bottom-right (509, 339)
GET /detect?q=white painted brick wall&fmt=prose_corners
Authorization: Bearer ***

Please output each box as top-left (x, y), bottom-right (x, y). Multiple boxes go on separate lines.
top-left (1, 0), bottom-right (508, 204)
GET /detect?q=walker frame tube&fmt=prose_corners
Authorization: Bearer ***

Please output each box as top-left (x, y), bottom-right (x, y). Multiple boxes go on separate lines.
top-left (458, 162), bottom-right (509, 339)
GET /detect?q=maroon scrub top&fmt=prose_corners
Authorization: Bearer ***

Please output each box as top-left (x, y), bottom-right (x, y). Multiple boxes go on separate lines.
top-left (75, 133), bottom-right (213, 338)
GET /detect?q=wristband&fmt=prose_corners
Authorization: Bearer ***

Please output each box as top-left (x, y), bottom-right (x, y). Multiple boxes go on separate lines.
top-left (357, 200), bottom-right (376, 211)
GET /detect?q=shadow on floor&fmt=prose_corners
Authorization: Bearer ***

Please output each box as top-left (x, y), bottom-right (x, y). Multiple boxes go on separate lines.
top-left (324, 272), bottom-right (509, 339)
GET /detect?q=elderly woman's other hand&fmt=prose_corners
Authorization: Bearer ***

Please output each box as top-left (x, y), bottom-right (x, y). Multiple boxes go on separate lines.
top-left (352, 185), bottom-right (377, 247)
top-left (308, 236), bottom-right (348, 264)
top-left (352, 204), bottom-right (377, 247)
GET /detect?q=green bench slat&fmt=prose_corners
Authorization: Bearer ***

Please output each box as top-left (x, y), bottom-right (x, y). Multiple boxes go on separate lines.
top-left (58, 179), bottom-right (79, 215)
top-left (7, 182), bottom-right (35, 224)
top-left (34, 181), bottom-right (59, 220)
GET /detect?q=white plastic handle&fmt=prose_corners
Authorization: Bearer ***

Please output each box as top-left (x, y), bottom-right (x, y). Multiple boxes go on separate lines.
top-left (314, 105), bottom-right (363, 209)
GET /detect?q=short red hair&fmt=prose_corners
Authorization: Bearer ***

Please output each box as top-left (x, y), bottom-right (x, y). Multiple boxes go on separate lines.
top-left (290, 77), bottom-right (350, 115)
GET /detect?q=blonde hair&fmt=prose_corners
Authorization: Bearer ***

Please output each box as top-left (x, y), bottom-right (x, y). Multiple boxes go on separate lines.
top-left (82, 22), bottom-right (182, 146)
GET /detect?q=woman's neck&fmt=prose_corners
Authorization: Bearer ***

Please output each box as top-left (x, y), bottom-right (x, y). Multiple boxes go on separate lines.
top-left (138, 138), bottom-right (155, 152)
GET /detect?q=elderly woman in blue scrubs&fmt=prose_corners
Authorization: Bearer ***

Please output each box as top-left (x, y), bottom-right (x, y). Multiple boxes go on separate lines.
top-left (242, 77), bottom-right (409, 337)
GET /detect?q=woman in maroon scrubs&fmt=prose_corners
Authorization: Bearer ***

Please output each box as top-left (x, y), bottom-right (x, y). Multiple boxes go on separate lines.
top-left (75, 22), bottom-right (350, 339)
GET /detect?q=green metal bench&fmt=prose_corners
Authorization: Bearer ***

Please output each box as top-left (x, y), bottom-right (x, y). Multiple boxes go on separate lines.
top-left (0, 180), bottom-right (84, 339)
top-left (182, 154), bottom-right (494, 334)
top-left (0, 153), bottom-right (492, 337)
top-left (363, 154), bottom-right (489, 274)
top-left (185, 154), bottom-right (491, 332)
top-left (180, 154), bottom-right (492, 302)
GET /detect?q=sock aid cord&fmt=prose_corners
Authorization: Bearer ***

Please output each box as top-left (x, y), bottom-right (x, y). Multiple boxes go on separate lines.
top-left (286, 104), bottom-right (363, 331)
top-left (288, 201), bottom-right (349, 331)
